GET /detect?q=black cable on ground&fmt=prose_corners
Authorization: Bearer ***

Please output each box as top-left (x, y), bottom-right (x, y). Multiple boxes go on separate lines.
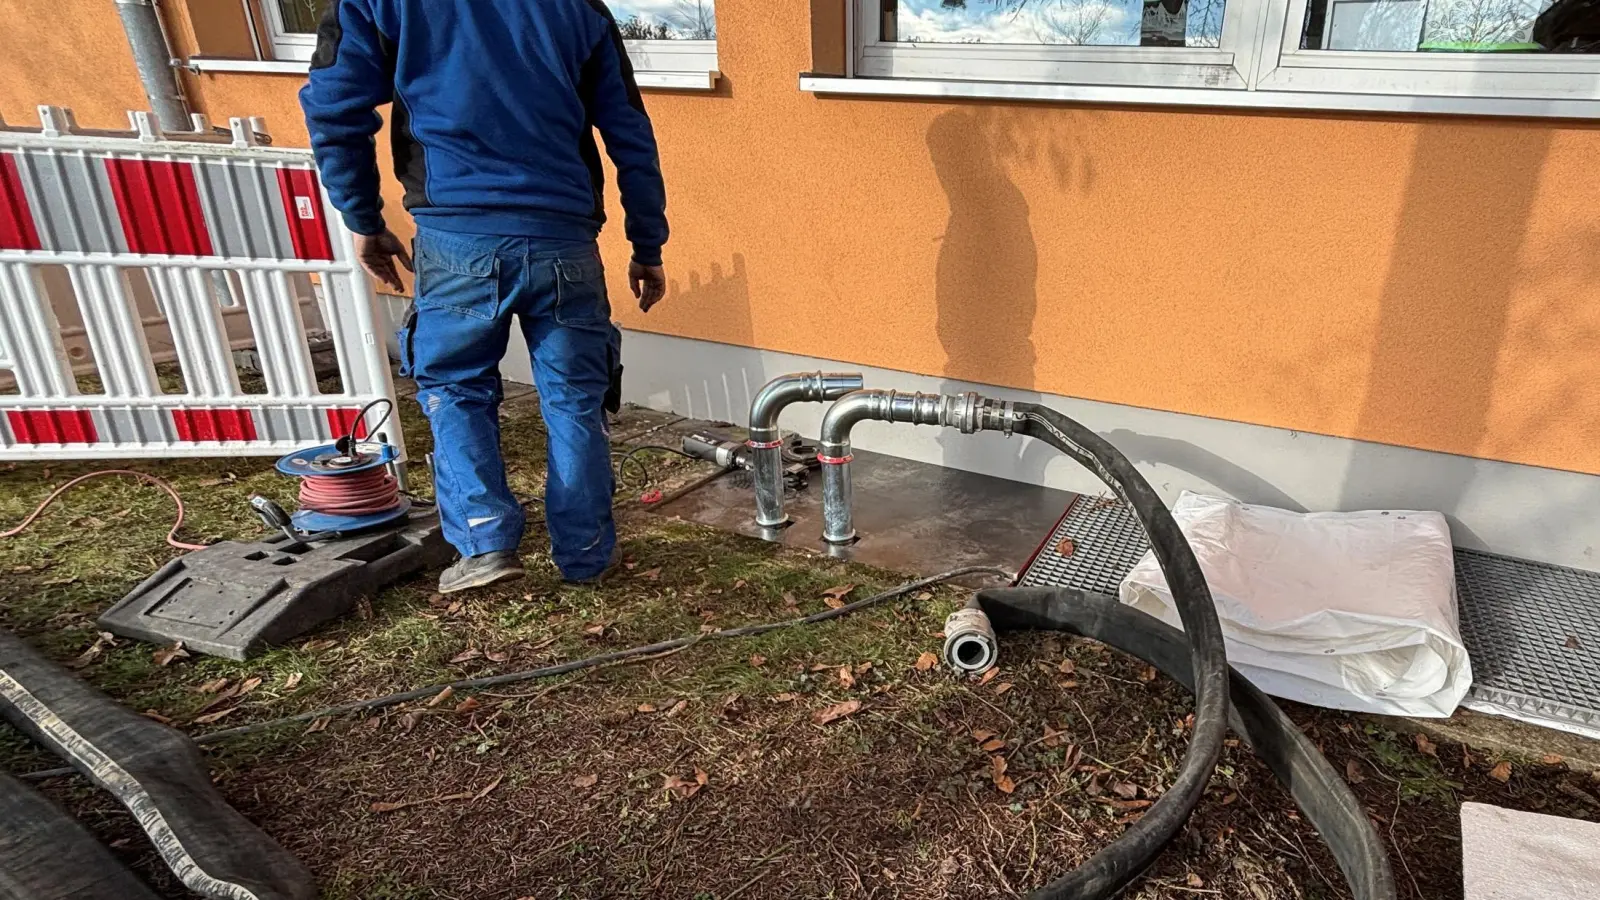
top-left (971, 586), bottom-right (1396, 900)
top-left (1006, 403), bottom-right (1233, 900)
top-left (19, 566), bottom-right (1011, 782)
top-left (614, 444), bottom-right (695, 488)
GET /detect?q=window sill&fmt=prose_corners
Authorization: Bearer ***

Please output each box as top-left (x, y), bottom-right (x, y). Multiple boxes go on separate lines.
top-left (799, 74), bottom-right (1600, 120)
top-left (635, 70), bottom-right (721, 91)
top-left (186, 58), bottom-right (721, 92)
top-left (186, 58), bottom-right (309, 75)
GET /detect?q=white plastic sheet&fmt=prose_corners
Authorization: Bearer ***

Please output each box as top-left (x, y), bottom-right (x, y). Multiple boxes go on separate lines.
top-left (1120, 492), bottom-right (1472, 717)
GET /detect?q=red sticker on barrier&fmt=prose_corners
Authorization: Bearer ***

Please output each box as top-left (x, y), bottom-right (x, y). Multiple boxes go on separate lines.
top-left (6, 410), bottom-right (97, 444)
top-left (276, 168), bottom-right (334, 261)
top-left (0, 153), bottom-right (41, 251)
top-left (326, 408), bottom-right (371, 440)
top-left (104, 158), bottom-right (214, 256)
top-left (171, 409), bottom-right (257, 442)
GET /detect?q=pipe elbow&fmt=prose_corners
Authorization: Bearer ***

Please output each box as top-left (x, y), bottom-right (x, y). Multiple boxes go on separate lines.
top-left (749, 372), bottom-right (865, 432)
top-left (819, 390), bottom-right (884, 448)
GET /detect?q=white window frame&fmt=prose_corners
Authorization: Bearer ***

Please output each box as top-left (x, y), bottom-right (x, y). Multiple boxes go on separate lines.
top-left (261, 0), bottom-right (321, 63)
top-left (828, 0), bottom-right (1600, 117)
top-left (855, 0), bottom-right (1253, 90)
top-left (623, 39), bottom-right (721, 90)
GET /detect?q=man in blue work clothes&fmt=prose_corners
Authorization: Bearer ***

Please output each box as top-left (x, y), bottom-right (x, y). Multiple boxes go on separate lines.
top-left (300, 0), bottom-right (668, 593)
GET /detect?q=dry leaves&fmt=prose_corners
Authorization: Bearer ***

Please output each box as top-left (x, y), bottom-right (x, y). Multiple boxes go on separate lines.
top-left (1345, 759), bottom-right (1366, 785)
top-left (782, 592), bottom-right (798, 609)
top-left (1186, 873), bottom-right (1206, 889)
top-left (573, 773), bottom-right (598, 789)
top-left (838, 665), bottom-right (856, 689)
top-left (749, 654), bottom-right (767, 668)
top-left (993, 682), bottom-right (1014, 696)
top-left (1413, 733), bottom-right (1438, 757)
top-left (821, 584), bottom-right (856, 609)
top-left (283, 672), bottom-right (303, 690)
top-left (1056, 538), bottom-right (1076, 557)
top-left (193, 706), bottom-right (240, 725)
top-left (69, 632), bottom-right (116, 669)
top-left (1112, 782), bottom-right (1140, 800)
top-left (980, 738), bottom-right (1006, 753)
top-left (141, 709), bottom-right (174, 725)
top-left (977, 668), bottom-right (999, 686)
top-left (914, 652), bottom-right (939, 672)
top-left (454, 697), bottom-right (482, 714)
top-left (1489, 761), bottom-right (1513, 783)
top-left (449, 648), bottom-right (482, 664)
top-left (772, 692), bottom-right (801, 703)
top-left (236, 676), bottom-right (263, 697)
top-left (301, 639), bottom-right (338, 653)
top-left (1058, 659), bottom-right (1076, 676)
top-left (663, 768), bottom-right (709, 800)
top-left (813, 699), bottom-right (862, 725)
top-left (1542, 754), bottom-right (1566, 766)
top-left (485, 649), bottom-right (509, 663)
top-left (990, 755), bottom-right (1015, 794)
top-left (304, 716), bottom-right (332, 734)
top-left (427, 687), bottom-right (455, 708)
top-left (641, 567), bottom-right (662, 581)
top-left (152, 641), bottom-right (190, 666)
top-left (1138, 666), bottom-right (1158, 683)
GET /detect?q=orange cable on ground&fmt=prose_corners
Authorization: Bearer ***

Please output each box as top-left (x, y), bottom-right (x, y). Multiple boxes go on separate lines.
top-left (0, 470), bottom-right (207, 552)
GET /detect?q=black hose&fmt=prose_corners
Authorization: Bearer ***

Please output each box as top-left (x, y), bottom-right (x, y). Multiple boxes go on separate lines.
top-left (1006, 403), bottom-right (1232, 899)
top-left (973, 586), bottom-right (1396, 900)
top-left (20, 566), bottom-right (1011, 782)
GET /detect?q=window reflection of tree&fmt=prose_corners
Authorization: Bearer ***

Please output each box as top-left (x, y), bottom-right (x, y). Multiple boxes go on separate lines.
top-left (926, 0), bottom-right (1227, 47)
top-left (615, 0), bottom-right (717, 40)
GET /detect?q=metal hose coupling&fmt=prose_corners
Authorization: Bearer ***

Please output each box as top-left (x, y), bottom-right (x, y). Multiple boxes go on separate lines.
top-left (942, 603), bottom-right (998, 674)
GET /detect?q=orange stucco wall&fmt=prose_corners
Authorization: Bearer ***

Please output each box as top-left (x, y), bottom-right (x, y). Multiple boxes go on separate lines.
top-left (4, 1), bottom-right (1597, 475)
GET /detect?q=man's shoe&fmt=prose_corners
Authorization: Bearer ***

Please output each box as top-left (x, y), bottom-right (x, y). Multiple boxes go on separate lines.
top-left (438, 550), bottom-right (525, 595)
top-left (561, 552), bottom-right (622, 587)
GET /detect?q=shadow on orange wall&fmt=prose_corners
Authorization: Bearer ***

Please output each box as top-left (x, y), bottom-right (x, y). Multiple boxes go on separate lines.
top-left (1337, 123), bottom-right (1551, 532)
top-left (928, 106), bottom-right (1064, 485)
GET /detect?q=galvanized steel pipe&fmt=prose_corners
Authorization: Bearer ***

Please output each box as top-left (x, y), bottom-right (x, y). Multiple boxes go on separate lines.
top-left (818, 389), bottom-right (1020, 543)
top-left (747, 371), bottom-right (863, 527)
top-left (114, 0), bottom-right (190, 132)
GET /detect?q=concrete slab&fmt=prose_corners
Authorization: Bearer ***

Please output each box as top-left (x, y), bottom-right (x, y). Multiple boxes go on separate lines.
top-left (1462, 802), bottom-right (1600, 899)
top-left (655, 446), bottom-right (1073, 584)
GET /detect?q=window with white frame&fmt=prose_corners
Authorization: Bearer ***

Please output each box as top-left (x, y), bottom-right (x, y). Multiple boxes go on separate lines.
top-left (260, 0), bottom-right (718, 86)
top-left (611, 0), bottom-right (720, 87)
top-left (262, 0), bottom-right (328, 62)
top-left (843, 0), bottom-right (1600, 115)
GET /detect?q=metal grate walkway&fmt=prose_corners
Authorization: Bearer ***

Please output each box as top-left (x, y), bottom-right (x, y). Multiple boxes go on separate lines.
top-left (1018, 499), bottom-right (1600, 739)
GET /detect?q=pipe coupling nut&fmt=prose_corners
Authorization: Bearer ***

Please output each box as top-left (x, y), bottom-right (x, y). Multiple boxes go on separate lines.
top-left (942, 606), bottom-right (998, 674)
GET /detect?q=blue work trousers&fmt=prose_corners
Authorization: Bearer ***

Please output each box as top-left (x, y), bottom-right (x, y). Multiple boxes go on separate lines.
top-left (398, 227), bottom-right (617, 580)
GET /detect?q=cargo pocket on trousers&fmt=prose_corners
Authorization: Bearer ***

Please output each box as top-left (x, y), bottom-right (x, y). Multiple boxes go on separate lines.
top-left (554, 254), bottom-right (611, 327)
top-left (396, 302), bottom-right (418, 378)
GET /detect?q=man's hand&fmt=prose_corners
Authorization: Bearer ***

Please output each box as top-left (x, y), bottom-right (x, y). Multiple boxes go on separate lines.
top-left (629, 261), bottom-right (667, 313)
top-left (355, 230), bottom-right (413, 292)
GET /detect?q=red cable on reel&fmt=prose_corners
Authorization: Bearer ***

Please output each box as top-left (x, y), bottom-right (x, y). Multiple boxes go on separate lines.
top-left (296, 468), bottom-right (404, 517)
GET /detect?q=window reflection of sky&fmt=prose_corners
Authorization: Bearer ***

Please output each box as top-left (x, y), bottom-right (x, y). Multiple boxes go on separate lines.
top-left (610, 0), bottom-right (717, 39)
top-left (895, 0), bottom-right (1223, 48)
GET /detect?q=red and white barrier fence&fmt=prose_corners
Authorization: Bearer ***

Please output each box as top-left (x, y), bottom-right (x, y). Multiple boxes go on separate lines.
top-left (0, 107), bottom-right (404, 461)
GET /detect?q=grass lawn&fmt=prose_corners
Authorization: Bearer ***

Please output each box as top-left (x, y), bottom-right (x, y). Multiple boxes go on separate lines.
top-left (1, 382), bottom-right (1597, 900)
